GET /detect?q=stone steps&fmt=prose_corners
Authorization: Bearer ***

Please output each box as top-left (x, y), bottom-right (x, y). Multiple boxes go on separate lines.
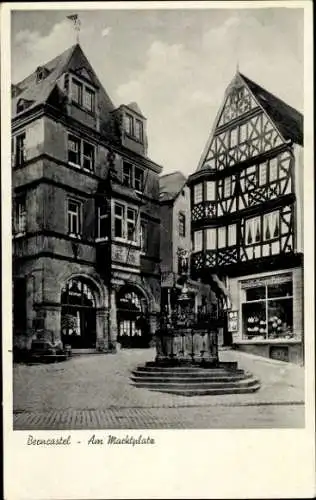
top-left (131, 363), bottom-right (261, 396)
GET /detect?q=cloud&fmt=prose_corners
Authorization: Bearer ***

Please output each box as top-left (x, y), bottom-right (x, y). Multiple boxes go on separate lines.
top-left (115, 13), bottom-right (303, 175)
top-left (13, 20), bottom-right (75, 82)
top-left (101, 27), bottom-right (112, 38)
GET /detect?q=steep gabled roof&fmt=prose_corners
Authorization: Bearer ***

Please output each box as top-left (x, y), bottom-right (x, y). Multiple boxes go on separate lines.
top-left (240, 73), bottom-right (303, 146)
top-left (11, 44), bottom-right (115, 122)
top-left (159, 171), bottom-right (187, 202)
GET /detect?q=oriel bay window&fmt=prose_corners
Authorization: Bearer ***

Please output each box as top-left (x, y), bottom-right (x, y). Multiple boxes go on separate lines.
top-left (193, 183), bottom-right (203, 204)
top-left (206, 224), bottom-right (237, 250)
top-left (241, 274), bottom-right (294, 340)
top-left (68, 199), bottom-right (82, 238)
top-left (97, 204), bottom-right (109, 240)
top-left (113, 202), bottom-right (137, 242)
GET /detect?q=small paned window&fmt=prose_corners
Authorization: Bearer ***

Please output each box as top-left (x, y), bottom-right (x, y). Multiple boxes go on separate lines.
top-left (16, 132), bottom-right (26, 167)
top-left (124, 114), bottom-right (134, 136)
top-left (206, 228), bottom-right (216, 250)
top-left (15, 197), bottom-right (26, 235)
top-left (68, 136), bottom-right (81, 166)
top-left (194, 183), bottom-right (203, 204)
top-left (123, 162), bottom-right (133, 187)
top-left (135, 119), bottom-right (143, 142)
top-left (83, 87), bottom-right (95, 112)
top-left (72, 79), bottom-right (83, 106)
top-left (67, 200), bottom-right (82, 237)
top-left (97, 205), bottom-right (108, 239)
top-left (194, 230), bottom-right (203, 252)
top-left (83, 142), bottom-right (94, 171)
top-left (217, 227), bottom-right (226, 248)
top-left (114, 203), bottom-right (124, 238)
top-left (127, 208), bottom-right (136, 241)
top-left (134, 167), bottom-right (144, 192)
top-left (206, 181), bottom-right (216, 201)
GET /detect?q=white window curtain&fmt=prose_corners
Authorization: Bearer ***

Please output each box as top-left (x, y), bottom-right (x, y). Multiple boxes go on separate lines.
top-left (206, 181), bottom-right (215, 201)
top-left (245, 216), bottom-right (261, 245)
top-left (193, 230), bottom-right (203, 251)
top-left (194, 183), bottom-right (203, 204)
top-left (224, 177), bottom-right (231, 197)
top-left (206, 228), bottom-right (216, 250)
top-left (263, 211), bottom-right (279, 241)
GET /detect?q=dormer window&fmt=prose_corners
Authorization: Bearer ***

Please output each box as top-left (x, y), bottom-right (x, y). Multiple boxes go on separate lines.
top-left (36, 66), bottom-right (48, 83)
top-left (71, 77), bottom-right (95, 113)
top-left (135, 119), bottom-right (143, 142)
top-left (124, 114), bottom-right (134, 136)
top-left (123, 112), bottom-right (144, 143)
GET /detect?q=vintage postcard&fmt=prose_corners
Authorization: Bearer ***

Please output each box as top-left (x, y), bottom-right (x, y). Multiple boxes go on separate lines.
top-left (2, 1), bottom-right (315, 498)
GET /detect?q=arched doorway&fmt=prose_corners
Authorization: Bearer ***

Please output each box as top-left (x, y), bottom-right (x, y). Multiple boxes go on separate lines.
top-left (61, 278), bottom-right (97, 349)
top-left (116, 286), bottom-right (150, 348)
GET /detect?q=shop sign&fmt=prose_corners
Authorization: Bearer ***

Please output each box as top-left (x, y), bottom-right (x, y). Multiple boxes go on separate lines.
top-left (240, 273), bottom-right (292, 289)
top-left (228, 310), bottom-right (238, 332)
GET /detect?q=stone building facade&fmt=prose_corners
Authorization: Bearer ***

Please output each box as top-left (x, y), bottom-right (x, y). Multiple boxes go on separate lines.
top-left (12, 44), bottom-right (162, 353)
top-left (188, 72), bottom-right (304, 363)
top-left (159, 172), bottom-right (216, 324)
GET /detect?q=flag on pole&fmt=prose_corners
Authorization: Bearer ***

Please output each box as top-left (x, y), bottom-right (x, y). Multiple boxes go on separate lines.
top-left (67, 14), bottom-right (81, 43)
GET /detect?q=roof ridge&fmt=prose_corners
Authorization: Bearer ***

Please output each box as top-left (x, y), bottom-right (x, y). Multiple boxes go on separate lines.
top-left (13, 43), bottom-right (78, 87)
top-left (240, 72), bottom-right (302, 117)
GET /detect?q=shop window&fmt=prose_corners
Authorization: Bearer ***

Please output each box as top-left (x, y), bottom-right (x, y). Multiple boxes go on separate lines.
top-left (194, 183), bottom-right (203, 204)
top-left (67, 199), bottom-right (82, 238)
top-left (179, 213), bottom-right (186, 237)
top-left (241, 274), bottom-right (294, 340)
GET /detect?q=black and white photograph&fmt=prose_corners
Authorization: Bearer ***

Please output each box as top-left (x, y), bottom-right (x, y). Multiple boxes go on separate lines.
top-left (2, 1), bottom-right (315, 498)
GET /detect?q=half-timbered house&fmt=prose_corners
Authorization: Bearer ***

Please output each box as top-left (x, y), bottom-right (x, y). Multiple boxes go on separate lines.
top-left (188, 72), bottom-right (303, 363)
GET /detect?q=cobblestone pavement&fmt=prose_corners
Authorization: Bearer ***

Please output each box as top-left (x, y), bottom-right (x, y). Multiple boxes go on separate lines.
top-left (13, 348), bottom-right (305, 429)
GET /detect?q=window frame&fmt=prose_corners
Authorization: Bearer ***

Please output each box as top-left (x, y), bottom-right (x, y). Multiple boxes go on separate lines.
top-left (14, 195), bottom-right (27, 236)
top-left (193, 183), bottom-right (203, 205)
top-left (15, 132), bottom-right (26, 167)
top-left (67, 134), bottom-right (95, 172)
top-left (123, 112), bottom-right (144, 144)
top-left (97, 204), bottom-right (109, 241)
top-left (113, 201), bottom-right (139, 244)
top-left (67, 199), bottom-right (82, 238)
top-left (178, 212), bottom-right (186, 238)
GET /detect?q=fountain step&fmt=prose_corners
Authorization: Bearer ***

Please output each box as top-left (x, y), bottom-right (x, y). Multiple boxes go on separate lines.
top-left (131, 373), bottom-right (250, 383)
top-left (147, 382), bottom-right (261, 396)
top-left (131, 376), bottom-right (259, 391)
top-left (136, 366), bottom-right (243, 375)
top-left (144, 361), bottom-right (239, 370)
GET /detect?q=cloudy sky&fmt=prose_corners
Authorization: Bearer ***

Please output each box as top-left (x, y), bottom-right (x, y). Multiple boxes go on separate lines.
top-left (11, 6), bottom-right (304, 176)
